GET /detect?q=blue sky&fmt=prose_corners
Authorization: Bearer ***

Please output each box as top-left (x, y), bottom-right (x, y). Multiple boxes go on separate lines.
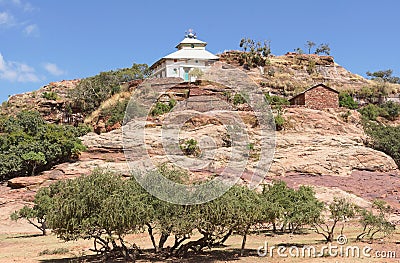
top-left (0, 0), bottom-right (399, 103)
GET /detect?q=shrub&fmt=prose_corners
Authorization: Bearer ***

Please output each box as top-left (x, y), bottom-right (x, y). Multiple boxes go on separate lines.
top-left (99, 97), bottom-right (130, 127)
top-left (68, 63), bottom-right (150, 114)
top-left (42, 91), bottom-right (59, 100)
top-left (359, 102), bottom-right (400, 121)
top-left (364, 121), bottom-right (400, 167)
top-left (380, 101), bottom-right (400, 121)
top-left (359, 104), bottom-right (382, 121)
top-left (265, 94), bottom-right (290, 106)
top-left (39, 248), bottom-right (69, 256)
top-left (150, 98), bottom-right (176, 116)
top-left (274, 114), bottom-right (285, 131)
top-left (339, 92), bottom-right (358, 109)
top-left (180, 138), bottom-right (200, 156)
top-left (233, 93), bottom-right (248, 105)
top-left (239, 38), bottom-right (271, 68)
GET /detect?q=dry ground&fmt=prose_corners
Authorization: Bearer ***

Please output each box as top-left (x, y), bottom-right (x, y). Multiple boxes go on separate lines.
top-left (0, 223), bottom-right (398, 263)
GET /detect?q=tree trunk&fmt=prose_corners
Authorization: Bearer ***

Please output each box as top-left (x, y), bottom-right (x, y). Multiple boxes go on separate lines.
top-left (146, 224), bottom-right (158, 252)
top-left (219, 229), bottom-right (233, 245)
top-left (240, 226), bottom-right (250, 257)
top-left (240, 232), bottom-right (247, 257)
top-left (158, 232), bottom-right (169, 251)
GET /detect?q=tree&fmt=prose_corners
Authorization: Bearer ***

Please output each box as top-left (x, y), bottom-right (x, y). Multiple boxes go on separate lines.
top-left (239, 38), bottom-right (271, 68)
top-left (45, 169), bottom-right (150, 261)
top-left (68, 63), bottom-right (150, 114)
top-left (366, 69), bottom-right (400, 84)
top-left (10, 186), bottom-right (52, 235)
top-left (21, 151), bottom-right (46, 176)
top-left (262, 180), bottom-right (293, 232)
top-left (305, 41), bottom-right (316, 54)
top-left (0, 111), bottom-right (88, 180)
top-left (294, 47), bottom-right (304, 54)
top-left (359, 104), bottom-right (382, 121)
top-left (356, 199), bottom-right (396, 242)
top-left (315, 43), bottom-right (331, 55)
top-left (313, 197), bottom-right (357, 243)
top-left (284, 186), bottom-right (324, 233)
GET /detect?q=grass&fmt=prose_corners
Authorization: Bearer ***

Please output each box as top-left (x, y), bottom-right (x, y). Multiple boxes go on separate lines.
top-left (38, 248), bottom-right (69, 256)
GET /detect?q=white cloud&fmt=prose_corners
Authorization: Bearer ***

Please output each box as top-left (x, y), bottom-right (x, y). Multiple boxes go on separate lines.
top-left (23, 23), bottom-right (38, 36)
top-left (5, 0), bottom-right (36, 12)
top-left (43, 63), bottom-right (65, 76)
top-left (0, 53), bottom-right (40, 82)
top-left (0, 11), bottom-right (15, 27)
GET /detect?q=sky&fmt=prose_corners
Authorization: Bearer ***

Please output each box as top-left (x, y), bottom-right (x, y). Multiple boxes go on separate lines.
top-left (0, 0), bottom-right (399, 103)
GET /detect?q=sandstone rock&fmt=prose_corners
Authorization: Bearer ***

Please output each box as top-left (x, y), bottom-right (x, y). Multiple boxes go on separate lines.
top-left (7, 176), bottom-right (49, 189)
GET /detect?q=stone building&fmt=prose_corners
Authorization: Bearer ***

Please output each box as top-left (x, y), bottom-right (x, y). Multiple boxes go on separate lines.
top-left (289, 84), bottom-right (339, 109)
top-left (150, 30), bottom-right (219, 82)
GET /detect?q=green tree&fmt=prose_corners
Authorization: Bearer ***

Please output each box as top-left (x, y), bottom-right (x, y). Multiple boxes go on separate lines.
top-left (10, 187), bottom-right (52, 235)
top-left (305, 41), bottom-right (316, 54)
top-left (0, 111), bottom-right (87, 180)
top-left (68, 63), bottom-right (150, 114)
top-left (381, 101), bottom-right (400, 121)
top-left (313, 197), bottom-right (357, 243)
top-left (356, 199), bottom-right (396, 241)
top-left (21, 151), bottom-right (47, 176)
top-left (46, 169), bottom-right (149, 261)
top-left (366, 69), bottom-right (400, 84)
top-left (315, 43), bottom-right (331, 55)
top-left (285, 186), bottom-right (324, 233)
top-left (239, 38), bottom-right (271, 68)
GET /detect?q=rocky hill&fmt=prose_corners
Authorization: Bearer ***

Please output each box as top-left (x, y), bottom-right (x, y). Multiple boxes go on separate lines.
top-left (220, 51), bottom-right (400, 97)
top-left (1, 55), bottom-right (400, 234)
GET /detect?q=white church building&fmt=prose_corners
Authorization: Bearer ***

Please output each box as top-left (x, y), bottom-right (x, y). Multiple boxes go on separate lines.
top-left (150, 30), bottom-right (219, 82)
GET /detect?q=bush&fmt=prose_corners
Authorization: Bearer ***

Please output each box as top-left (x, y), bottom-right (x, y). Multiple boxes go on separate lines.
top-left (180, 138), bottom-right (200, 156)
top-left (359, 102), bottom-right (400, 121)
top-left (99, 97), bottom-right (130, 127)
top-left (380, 101), bottom-right (400, 121)
top-left (68, 63), bottom-right (150, 114)
top-left (233, 93), bottom-right (248, 105)
top-left (339, 92), bottom-right (358, 109)
top-left (42, 91), bottom-right (59, 100)
top-left (39, 248), bottom-right (69, 256)
top-left (359, 104), bottom-right (382, 121)
top-left (364, 121), bottom-right (400, 167)
top-left (150, 98), bottom-right (176, 116)
top-left (0, 111), bottom-right (88, 180)
top-left (274, 113), bottom-right (285, 131)
top-left (265, 94), bottom-right (290, 106)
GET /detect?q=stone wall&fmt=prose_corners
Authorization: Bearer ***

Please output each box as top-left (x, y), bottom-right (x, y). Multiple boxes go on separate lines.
top-left (305, 85), bottom-right (339, 109)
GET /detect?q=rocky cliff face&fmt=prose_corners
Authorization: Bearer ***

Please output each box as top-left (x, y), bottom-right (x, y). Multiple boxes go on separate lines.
top-left (1, 79), bottom-right (81, 123)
